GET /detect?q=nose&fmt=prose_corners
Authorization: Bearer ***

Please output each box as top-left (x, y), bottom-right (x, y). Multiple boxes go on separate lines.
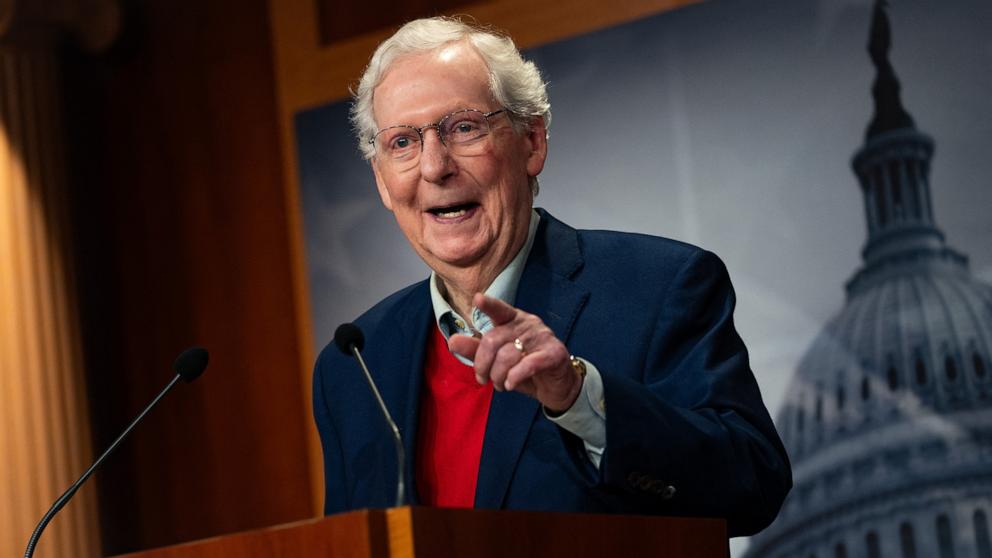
top-left (418, 127), bottom-right (455, 184)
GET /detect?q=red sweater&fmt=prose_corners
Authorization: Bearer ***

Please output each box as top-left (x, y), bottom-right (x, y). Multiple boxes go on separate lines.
top-left (415, 325), bottom-right (493, 507)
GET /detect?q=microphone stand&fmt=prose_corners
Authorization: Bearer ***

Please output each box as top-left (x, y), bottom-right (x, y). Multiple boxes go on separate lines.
top-left (24, 343), bottom-right (207, 558)
top-left (350, 344), bottom-right (406, 508)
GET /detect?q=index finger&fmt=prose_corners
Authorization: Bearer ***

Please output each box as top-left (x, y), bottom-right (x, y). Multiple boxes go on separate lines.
top-left (473, 293), bottom-right (518, 326)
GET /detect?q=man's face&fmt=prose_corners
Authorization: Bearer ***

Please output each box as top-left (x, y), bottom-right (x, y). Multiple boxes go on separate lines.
top-left (370, 42), bottom-right (547, 280)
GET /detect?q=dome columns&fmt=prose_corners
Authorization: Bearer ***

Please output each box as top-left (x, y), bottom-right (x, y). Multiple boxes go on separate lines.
top-left (852, 129), bottom-right (943, 266)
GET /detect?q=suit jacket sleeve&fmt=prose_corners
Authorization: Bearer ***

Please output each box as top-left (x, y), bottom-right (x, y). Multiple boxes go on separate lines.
top-left (595, 248), bottom-right (791, 536)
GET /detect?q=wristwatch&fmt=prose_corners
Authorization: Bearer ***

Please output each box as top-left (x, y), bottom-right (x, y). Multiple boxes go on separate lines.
top-left (544, 356), bottom-right (587, 418)
top-left (569, 355), bottom-right (587, 379)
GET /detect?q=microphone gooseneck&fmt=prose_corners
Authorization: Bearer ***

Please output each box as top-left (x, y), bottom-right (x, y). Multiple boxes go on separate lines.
top-left (24, 347), bottom-right (210, 558)
top-left (333, 323), bottom-right (405, 507)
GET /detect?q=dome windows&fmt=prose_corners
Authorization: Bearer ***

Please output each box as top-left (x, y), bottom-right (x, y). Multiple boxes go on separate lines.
top-left (936, 514), bottom-right (955, 558)
top-left (915, 354), bottom-right (927, 386)
top-left (976, 509), bottom-right (991, 558)
top-left (974, 352), bottom-right (987, 379)
top-left (945, 356), bottom-right (958, 382)
top-left (866, 531), bottom-right (881, 558)
top-left (888, 364), bottom-right (900, 391)
top-left (900, 522), bottom-right (917, 558)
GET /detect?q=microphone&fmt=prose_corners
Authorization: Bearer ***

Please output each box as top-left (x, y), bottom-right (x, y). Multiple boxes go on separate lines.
top-left (334, 322), bottom-right (365, 354)
top-left (24, 347), bottom-right (210, 558)
top-left (333, 323), bottom-right (406, 507)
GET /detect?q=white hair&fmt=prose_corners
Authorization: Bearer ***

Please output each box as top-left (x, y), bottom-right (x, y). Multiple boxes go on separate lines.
top-left (350, 16), bottom-right (551, 162)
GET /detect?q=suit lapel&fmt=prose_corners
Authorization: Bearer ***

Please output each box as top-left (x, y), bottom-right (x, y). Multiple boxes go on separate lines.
top-left (475, 210), bottom-right (590, 508)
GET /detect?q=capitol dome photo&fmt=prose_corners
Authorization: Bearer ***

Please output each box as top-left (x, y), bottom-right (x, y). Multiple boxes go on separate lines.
top-left (745, 2), bottom-right (992, 557)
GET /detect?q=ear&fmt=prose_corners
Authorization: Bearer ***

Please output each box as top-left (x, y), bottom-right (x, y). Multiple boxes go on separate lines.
top-left (371, 159), bottom-right (394, 211)
top-left (523, 116), bottom-right (548, 178)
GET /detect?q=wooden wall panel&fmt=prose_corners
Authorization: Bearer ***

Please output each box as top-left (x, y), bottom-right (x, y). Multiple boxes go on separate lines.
top-left (270, 0), bottom-right (700, 112)
top-left (61, 0), bottom-right (312, 554)
top-left (317, 0), bottom-right (475, 45)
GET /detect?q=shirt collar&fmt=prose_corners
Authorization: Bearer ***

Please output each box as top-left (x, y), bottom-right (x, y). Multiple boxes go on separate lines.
top-left (430, 209), bottom-right (541, 340)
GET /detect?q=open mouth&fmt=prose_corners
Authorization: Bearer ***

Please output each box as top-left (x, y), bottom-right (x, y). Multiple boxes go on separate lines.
top-left (427, 202), bottom-right (479, 219)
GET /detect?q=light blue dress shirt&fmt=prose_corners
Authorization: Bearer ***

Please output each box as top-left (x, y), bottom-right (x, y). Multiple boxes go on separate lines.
top-left (428, 210), bottom-right (606, 467)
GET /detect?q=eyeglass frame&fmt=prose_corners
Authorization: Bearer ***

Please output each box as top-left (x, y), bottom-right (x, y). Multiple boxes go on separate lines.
top-left (368, 108), bottom-right (508, 158)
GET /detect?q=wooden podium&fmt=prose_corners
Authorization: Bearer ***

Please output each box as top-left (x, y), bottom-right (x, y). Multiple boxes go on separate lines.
top-left (117, 506), bottom-right (727, 557)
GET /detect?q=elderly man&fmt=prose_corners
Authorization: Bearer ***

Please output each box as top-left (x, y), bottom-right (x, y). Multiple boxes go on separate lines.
top-left (312, 17), bottom-right (791, 536)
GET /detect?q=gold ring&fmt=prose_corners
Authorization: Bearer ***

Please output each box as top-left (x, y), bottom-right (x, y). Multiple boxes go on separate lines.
top-left (513, 338), bottom-right (526, 356)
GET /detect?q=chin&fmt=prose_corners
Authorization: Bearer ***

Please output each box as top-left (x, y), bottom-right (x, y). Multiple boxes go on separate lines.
top-left (426, 245), bottom-right (489, 269)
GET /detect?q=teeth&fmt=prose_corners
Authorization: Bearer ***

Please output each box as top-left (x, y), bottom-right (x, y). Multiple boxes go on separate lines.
top-left (437, 208), bottom-right (467, 218)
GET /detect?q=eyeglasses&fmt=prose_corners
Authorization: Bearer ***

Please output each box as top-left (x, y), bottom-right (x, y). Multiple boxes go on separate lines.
top-left (370, 108), bottom-right (507, 165)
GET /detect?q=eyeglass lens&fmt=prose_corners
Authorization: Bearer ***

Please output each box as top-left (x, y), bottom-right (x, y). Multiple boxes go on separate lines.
top-left (373, 109), bottom-right (495, 162)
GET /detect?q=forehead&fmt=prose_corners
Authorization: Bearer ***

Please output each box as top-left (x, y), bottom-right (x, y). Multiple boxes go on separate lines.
top-left (372, 42), bottom-right (495, 127)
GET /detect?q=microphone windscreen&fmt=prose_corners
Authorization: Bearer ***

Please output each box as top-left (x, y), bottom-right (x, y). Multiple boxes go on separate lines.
top-left (334, 323), bottom-right (364, 355)
top-left (173, 347), bottom-right (209, 383)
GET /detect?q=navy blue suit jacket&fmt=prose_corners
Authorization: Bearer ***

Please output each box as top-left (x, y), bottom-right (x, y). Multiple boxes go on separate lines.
top-left (313, 209), bottom-right (791, 536)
